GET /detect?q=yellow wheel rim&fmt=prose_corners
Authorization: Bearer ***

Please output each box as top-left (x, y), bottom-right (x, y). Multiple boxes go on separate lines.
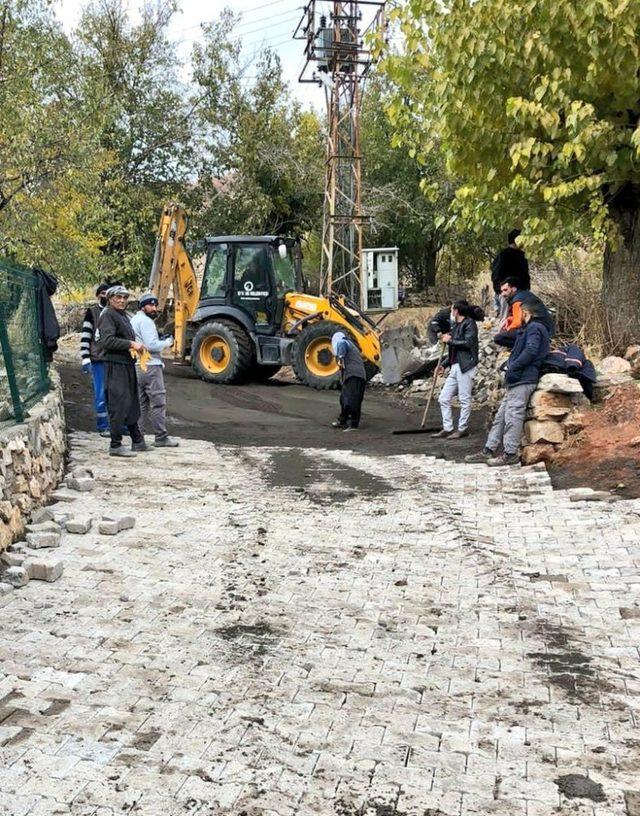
top-left (305, 337), bottom-right (339, 378)
top-left (200, 335), bottom-right (231, 374)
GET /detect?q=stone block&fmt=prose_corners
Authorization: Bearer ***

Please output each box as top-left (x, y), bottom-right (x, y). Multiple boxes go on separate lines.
top-left (66, 476), bottom-right (94, 493)
top-left (598, 356), bottom-right (631, 376)
top-left (4, 566), bottom-right (29, 588)
top-left (0, 582), bottom-right (14, 596)
top-left (26, 531), bottom-right (61, 549)
top-left (520, 443), bottom-right (557, 466)
top-left (65, 516), bottom-right (92, 535)
top-left (31, 506), bottom-right (54, 524)
top-left (537, 374), bottom-right (583, 395)
top-left (529, 390), bottom-right (573, 420)
top-left (1, 551), bottom-right (25, 567)
top-left (525, 419), bottom-right (565, 445)
top-left (29, 478), bottom-right (42, 499)
top-left (26, 521), bottom-right (60, 535)
top-left (25, 557), bottom-right (64, 582)
top-left (99, 514), bottom-right (136, 535)
top-left (50, 489), bottom-right (79, 503)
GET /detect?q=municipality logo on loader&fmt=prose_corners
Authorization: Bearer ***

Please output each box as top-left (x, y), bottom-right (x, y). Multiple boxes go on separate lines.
top-left (238, 280), bottom-right (269, 298)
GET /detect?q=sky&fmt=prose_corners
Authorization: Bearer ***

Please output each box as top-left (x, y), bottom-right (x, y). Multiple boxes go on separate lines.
top-left (54, 0), bottom-right (326, 108)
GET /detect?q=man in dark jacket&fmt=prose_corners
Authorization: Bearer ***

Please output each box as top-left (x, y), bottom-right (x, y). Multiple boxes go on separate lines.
top-left (543, 344), bottom-right (597, 401)
top-left (97, 285), bottom-right (147, 457)
top-left (81, 283), bottom-right (110, 435)
top-left (494, 278), bottom-right (553, 348)
top-left (331, 331), bottom-right (367, 430)
top-left (467, 302), bottom-right (551, 466)
top-left (432, 301), bottom-right (480, 439)
top-left (491, 229), bottom-right (530, 313)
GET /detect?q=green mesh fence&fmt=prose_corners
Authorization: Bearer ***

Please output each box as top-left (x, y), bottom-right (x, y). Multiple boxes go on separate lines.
top-left (0, 259), bottom-right (50, 425)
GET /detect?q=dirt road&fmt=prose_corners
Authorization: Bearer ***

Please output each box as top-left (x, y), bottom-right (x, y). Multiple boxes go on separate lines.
top-left (58, 362), bottom-right (488, 457)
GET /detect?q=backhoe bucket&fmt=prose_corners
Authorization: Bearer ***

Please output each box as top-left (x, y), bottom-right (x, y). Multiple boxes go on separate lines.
top-left (379, 326), bottom-right (418, 385)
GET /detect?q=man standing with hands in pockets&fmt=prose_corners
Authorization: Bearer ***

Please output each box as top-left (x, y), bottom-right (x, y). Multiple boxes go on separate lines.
top-left (131, 293), bottom-right (179, 447)
top-left (96, 285), bottom-right (148, 457)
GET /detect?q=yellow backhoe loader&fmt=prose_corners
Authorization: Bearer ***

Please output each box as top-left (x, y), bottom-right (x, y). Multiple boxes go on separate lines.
top-left (148, 203), bottom-right (383, 389)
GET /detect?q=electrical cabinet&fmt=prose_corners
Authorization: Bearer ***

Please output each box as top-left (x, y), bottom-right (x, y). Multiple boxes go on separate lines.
top-left (362, 247), bottom-right (399, 312)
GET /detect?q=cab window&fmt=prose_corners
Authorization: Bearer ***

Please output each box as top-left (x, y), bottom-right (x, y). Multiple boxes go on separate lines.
top-left (273, 252), bottom-right (297, 293)
top-left (202, 244), bottom-right (227, 298)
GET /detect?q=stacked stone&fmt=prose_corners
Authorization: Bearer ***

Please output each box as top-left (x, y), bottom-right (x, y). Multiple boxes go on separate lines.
top-left (521, 374), bottom-right (588, 465)
top-left (0, 372), bottom-right (67, 552)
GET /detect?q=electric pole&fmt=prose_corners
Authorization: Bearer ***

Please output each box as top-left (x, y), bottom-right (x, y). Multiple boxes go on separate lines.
top-left (295, 1), bottom-right (386, 308)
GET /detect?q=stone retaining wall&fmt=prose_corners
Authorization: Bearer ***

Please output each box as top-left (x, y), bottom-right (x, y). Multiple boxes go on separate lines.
top-left (0, 371), bottom-right (66, 551)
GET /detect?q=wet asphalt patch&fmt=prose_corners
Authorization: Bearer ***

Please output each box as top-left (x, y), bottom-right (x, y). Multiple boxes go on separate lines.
top-left (266, 448), bottom-right (392, 505)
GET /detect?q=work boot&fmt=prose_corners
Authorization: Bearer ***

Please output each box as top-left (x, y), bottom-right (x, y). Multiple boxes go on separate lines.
top-left (487, 452), bottom-right (520, 467)
top-left (109, 446), bottom-right (136, 458)
top-left (131, 440), bottom-right (150, 452)
top-left (465, 448), bottom-right (494, 463)
top-left (99, 429), bottom-right (111, 438)
top-left (343, 424), bottom-right (359, 432)
top-left (332, 419), bottom-right (347, 429)
top-left (449, 429), bottom-right (469, 439)
top-left (155, 436), bottom-right (179, 447)
top-left (431, 429), bottom-right (453, 439)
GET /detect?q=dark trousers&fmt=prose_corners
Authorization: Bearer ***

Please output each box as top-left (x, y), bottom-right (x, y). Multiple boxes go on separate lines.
top-left (105, 362), bottom-right (143, 448)
top-left (339, 376), bottom-right (366, 428)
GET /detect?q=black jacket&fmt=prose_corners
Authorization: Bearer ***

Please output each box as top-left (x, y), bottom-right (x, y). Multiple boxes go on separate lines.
top-left (491, 246), bottom-right (530, 293)
top-left (33, 268), bottom-right (60, 363)
top-left (444, 316), bottom-right (479, 374)
top-left (505, 319), bottom-right (550, 387)
top-left (97, 307), bottom-right (135, 364)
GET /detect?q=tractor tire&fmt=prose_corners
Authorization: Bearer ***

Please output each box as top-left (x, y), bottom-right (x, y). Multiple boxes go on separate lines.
top-left (292, 320), bottom-right (348, 390)
top-left (249, 363), bottom-right (282, 382)
top-left (191, 320), bottom-right (254, 384)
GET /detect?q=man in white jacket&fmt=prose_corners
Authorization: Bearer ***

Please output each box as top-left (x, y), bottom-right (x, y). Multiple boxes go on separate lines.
top-left (130, 293), bottom-right (179, 447)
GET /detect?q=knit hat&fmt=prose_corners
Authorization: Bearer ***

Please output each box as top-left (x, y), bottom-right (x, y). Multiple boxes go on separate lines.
top-left (106, 285), bottom-right (129, 299)
top-left (139, 292), bottom-right (159, 308)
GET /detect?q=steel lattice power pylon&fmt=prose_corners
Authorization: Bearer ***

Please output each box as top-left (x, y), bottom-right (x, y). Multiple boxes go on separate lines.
top-left (295, 1), bottom-right (386, 307)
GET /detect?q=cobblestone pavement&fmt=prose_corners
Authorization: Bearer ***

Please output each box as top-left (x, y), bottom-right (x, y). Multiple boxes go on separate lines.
top-left (1, 433), bottom-right (640, 816)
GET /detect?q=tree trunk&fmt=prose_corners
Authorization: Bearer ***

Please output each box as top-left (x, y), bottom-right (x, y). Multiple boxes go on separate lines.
top-left (603, 183), bottom-right (640, 344)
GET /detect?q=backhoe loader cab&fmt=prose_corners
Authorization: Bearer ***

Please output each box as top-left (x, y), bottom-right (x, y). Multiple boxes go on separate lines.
top-left (149, 203), bottom-right (382, 389)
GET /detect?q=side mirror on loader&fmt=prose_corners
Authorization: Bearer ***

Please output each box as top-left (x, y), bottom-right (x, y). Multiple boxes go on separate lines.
top-left (278, 243), bottom-right (287, 260)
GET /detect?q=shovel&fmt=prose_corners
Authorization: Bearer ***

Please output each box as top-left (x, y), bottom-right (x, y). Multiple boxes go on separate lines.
top-left (392, 343), bottom-right (446, 435)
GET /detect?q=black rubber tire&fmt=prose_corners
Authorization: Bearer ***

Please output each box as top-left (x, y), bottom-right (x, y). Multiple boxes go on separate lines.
top-left (191, 320), bottom-right (254, 384)
top-left (292, 320), bottom-right (348, 390)
top-left (249, 363), bottom-right (282, 382)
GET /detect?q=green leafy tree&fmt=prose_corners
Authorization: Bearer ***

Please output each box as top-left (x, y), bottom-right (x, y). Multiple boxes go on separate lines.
top-left (190, 10), bottom-right (324, 239)
top-left (379, 0), bottom-right (640, 333)
top-left (0, 0), bottom-right (106, 285)
top-left (75, 0), bottom-right (194, 286)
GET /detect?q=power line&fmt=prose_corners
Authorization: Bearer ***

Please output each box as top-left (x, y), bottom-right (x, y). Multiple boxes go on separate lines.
top-left (177, 6), bottom-right (301, 35)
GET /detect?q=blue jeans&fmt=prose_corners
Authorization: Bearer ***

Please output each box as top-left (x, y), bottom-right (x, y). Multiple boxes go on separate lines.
top-left (91, 361), bottom-right (109, 431)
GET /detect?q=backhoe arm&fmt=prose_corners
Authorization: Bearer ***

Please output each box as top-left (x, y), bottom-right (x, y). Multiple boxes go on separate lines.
top-left (148, 203), bottom-right (200, 361)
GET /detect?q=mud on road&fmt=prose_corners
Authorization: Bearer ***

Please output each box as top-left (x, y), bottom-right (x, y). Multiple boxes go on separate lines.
top-left (58, 362), bottom-right (489, 459)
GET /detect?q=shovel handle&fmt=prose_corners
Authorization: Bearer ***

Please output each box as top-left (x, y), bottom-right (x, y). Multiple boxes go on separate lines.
top-left (420, 343), bottom-right (446, 429)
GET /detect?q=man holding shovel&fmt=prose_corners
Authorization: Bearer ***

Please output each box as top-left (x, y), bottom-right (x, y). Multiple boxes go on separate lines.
top-left (431, 301), bottom-right (480, 439)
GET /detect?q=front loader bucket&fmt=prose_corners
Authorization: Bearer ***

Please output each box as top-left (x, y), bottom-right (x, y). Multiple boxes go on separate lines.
top-left (379, 325), bottom-right (418, 385)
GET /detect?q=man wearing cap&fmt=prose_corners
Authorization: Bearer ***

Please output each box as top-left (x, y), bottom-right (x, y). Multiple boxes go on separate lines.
top-left (96, 285), bottom-right (147, 457)
top-left (130, 293), bottom-right (179, 447)
top-left (80, 283), bottom-right (110, 436)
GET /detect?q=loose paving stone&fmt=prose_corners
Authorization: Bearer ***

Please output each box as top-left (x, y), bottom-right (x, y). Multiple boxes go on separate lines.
top-left (0, 433), bottom-right (639, 816)
top-left (25, 531), bottom-right (61, 549)
top-left (24, 557), bottom-right (64, 582)
top-left (98, 514), bottom-right (135, 535)
top-left (25, 521), bottom-right (61, 534)
top-left (30, 507), bottom-right (54, 524)
top-left (0, 582), bottom-right (14, 596)
top-left (65, 516), bottom-right (92, 534)
top-left (3, 565), bottom-right (29, 587)
top-left (1, 551), bottom-right (25, 567)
